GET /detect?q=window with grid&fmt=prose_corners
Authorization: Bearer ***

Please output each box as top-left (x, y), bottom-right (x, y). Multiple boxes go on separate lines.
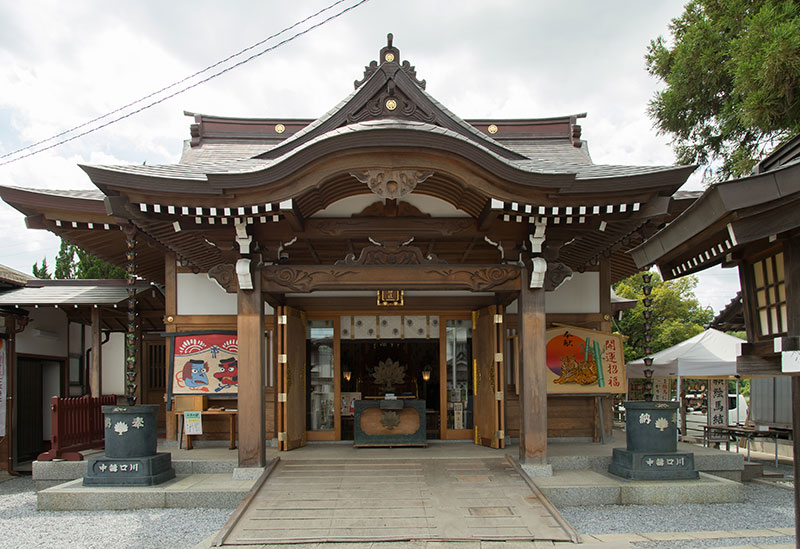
top-left (752, 252), bottom-right (787, 337)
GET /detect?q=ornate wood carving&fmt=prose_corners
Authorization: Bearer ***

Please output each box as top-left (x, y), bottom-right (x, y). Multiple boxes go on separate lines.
top-left (545, 262), bottom-right (573, 292)
top-left (350, 169), bottom-right (434, 200)
top-left (347, 83), bottom-right (435, 124)
top-left (208, 263), bottom-right (239, 293)
top-left (261, 264), bottom-right (521, 293)
top-left (354, 33), bottom-right (426, 90)
top-left (336, 241), bottom-right (443, 266)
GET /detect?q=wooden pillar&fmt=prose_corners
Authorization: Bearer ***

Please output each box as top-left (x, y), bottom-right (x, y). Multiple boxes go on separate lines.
top-left (784, 237), bottom-right (800, 544)
top-left (518, 265), bottom-right (547, 464)
top-left (90, 307), bottom-right (102, 397)
top-left (237, 268), bottom-right (265, 468)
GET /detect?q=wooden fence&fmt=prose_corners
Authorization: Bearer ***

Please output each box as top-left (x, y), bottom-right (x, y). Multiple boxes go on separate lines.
top-left (37, 395), bottom-right (116, 461)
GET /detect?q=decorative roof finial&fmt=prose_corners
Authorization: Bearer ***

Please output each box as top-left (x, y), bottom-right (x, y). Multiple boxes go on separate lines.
top-left (354, 34), bottom-right (426, 90)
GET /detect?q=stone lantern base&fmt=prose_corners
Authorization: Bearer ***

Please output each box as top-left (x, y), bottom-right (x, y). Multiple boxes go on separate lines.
top-left (609, 448), bottom-right (699, 480)
top-left (83, 404), bottom-right (175, 486)
top-left (609, 401), bottom-right (698, 480)
top-left (83, 453), bottom-right (175, 486)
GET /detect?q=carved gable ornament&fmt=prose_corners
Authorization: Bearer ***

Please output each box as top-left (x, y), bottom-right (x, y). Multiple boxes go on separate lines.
top-left (336, 238), bottom-right (444, 266)
top-left (350, 169), bottom-right (433, 200)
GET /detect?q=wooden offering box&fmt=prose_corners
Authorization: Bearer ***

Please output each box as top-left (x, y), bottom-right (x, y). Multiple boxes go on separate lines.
top-left (353, 399), bottom-right (426, 447)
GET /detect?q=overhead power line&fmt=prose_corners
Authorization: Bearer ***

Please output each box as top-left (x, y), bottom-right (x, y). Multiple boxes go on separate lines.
top-left (0, 0), bottom-right (371, 167)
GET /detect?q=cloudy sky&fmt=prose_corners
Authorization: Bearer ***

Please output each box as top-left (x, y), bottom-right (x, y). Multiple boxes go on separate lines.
top-left (0, 0), bottom-right (739, 312)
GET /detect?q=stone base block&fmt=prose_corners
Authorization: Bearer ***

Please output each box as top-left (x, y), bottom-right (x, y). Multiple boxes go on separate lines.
top-left (609, 448), bottom-right (699, 480)
top-left (83, 452), bottom-right (175, 486)
top-left (521, 463), bottom-right (553, 477)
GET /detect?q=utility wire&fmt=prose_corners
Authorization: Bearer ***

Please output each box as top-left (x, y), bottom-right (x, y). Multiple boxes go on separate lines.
top-left (0, 0), bottom-right (370, 167)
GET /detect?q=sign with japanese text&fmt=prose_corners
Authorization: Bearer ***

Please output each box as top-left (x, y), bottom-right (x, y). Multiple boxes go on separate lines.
top-left (183, 411), bottom-right (203, 435)
top-left (545, 326), bottom-right (625, 394)
top-left (652, 377), bottom-right (672, 401)
top-left (707, 378), bottom-right (729, 441)
top-left (170, 333), bottom-right (238, 395)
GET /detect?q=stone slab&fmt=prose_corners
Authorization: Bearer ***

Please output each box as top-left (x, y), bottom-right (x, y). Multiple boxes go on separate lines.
top-left (532, 470), bottom-right (743, 506)
top-left (37, 474), bottom-right (254, 510)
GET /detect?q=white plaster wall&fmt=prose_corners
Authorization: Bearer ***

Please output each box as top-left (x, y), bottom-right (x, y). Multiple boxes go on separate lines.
top-left (101, 332), bottom-right (125, 396)
top-left (42, 360), bottom-right (61, 439)
top-left (546, 272), bottom-right (600, 313)
top-left (177, 273), bottom-right (237, 315)
top-left (505, 272), bottom-right (602, 314)
top-left (16, 308), bottom-right (68, 357)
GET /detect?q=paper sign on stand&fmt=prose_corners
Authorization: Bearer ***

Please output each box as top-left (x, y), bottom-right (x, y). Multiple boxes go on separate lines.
top-left (184, 411), bottom-right (203, 435)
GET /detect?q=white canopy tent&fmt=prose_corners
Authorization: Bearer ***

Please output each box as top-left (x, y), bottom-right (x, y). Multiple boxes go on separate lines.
top-left (626, 328), bottom-right (743, 379)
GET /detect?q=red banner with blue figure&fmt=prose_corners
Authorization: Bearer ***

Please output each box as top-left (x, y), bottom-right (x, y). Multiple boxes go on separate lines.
top-left (545, 326), bottom-right (624, 394)
top-left (171, 333), bottom-right (239, 394)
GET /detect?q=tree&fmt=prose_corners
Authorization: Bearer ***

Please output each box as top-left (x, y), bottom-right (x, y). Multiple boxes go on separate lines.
top-left (613, 272), bottom-right (714, 362)
top-left (45, 237), bottom-right (126, 280)
top-left (54, 239), bottom-right (78, 279)
top-left (32, 257), bottom-right (51, 279)
top-left (646, 0), bottom-right (800, 180)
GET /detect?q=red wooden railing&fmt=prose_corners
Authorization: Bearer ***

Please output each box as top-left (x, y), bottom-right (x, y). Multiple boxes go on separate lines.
top-left (37, 395), bottom-right (116, 461)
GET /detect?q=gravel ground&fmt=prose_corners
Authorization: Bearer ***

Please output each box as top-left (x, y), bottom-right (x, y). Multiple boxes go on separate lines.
top-left (1, 467), bottom-right (796, 548)
top-left (0, 476), bottom-right (231, 549)
top-left (559, 481), bottom-right (795, 547)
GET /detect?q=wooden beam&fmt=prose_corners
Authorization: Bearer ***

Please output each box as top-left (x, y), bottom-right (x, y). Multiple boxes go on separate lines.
top-left (261, 264), bottom-right (522, 293)
top-left (518, 264), bottom-right (547, 464)
top-left (90, 308), bottom-right (102, 397)
top-left (237, 267), bottom-right (266, 468)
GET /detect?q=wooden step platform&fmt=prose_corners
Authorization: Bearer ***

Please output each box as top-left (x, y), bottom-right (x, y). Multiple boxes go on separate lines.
top-left (216, 457), bottom-right (576, 544)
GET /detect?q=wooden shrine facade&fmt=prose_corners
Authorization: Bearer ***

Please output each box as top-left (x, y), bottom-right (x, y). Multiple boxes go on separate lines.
top-left (0, 36), bottom-right (696, 468)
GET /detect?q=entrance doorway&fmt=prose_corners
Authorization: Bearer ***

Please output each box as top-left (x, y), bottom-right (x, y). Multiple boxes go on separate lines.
top-left (14, 357), bottom-right (62, 466)
top-left (340, 337), bottom-right (440, 440)
top-left (277, 309), bottom-right (501, 449)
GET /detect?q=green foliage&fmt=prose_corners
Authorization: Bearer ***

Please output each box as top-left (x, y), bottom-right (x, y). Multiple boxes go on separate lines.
top-left (646, 0), bottom-right (800, 179)
top-left (74, 247), bottom-right (126, 279)
top-left (613, 271), bottom-right (714, 362)
top-left (32, 257), bottom-right (51, 279)
top-left (48, 238), bottom-right (126, 280)
top-left (54, 240), bottom-right (78, 279)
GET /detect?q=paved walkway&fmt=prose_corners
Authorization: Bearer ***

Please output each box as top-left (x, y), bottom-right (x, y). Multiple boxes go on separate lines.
top-left (217, 458), bottom-right (574, 545)
top-left (198, 527), bottom-right (797, 548)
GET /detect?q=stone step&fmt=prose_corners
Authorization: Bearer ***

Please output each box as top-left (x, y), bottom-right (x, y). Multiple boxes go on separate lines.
top-left (37, 473), bottom-right (253, 510)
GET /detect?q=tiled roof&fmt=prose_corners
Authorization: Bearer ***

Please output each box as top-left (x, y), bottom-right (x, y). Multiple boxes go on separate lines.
top-left (0, 264), bottom-right (33, 285)
top-left (6, 186), bottom-right (105, 200)
top-left (87, 119), bottom-right (684, 182)
top-left (0, 281), bottom-right (157, 306)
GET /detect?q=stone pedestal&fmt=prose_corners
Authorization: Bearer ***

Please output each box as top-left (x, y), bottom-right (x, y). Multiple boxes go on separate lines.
top-left (609, 401), bottom-right (698, 480)
top-left (83, 405), bottom-right (175, 486)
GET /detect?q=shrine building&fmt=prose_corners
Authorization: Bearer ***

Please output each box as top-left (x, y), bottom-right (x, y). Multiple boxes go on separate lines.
top-left (0, 36), bottom-right (696, 469)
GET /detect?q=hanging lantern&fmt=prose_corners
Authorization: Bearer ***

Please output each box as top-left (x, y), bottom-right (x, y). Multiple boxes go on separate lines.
top-left (643, 297), bottom-right (653, 308)
top-left (642, 273), bottom-right (652, 284)
top-left (643, 309), bottom-right (652, 320)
